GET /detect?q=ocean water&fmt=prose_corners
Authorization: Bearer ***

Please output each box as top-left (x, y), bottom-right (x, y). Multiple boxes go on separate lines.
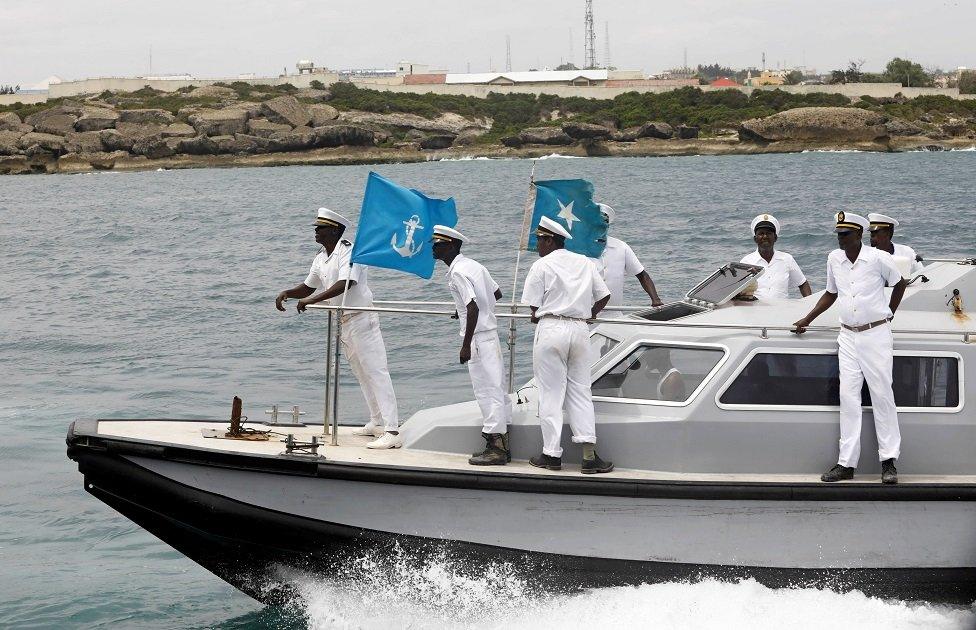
top-left (1, 152), bottom-right (975, 629)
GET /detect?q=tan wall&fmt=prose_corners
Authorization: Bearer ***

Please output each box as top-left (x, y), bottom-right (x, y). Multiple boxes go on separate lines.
top-left (0, 93), bottom-right (48, 105)
top-left (47, 73), bottom-right (340, 98)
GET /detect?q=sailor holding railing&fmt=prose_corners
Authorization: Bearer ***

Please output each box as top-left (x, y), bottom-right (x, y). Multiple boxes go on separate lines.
top-left (275, 208), bottom-right (402, 449)
top-left (792, 212), bottom-right (908, 484)
top-left (522, 216), bottom-right (614, 474)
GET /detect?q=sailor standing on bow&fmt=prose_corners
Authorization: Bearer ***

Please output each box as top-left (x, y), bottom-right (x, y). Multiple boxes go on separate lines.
top-left (431, 225), bottom-right (512, 466)
top-left (595, 204), bottom-right (664, 307)
top-left (868, 213), bottom-right (924, 278)
top-left (275, 208), bottom-right (401, 449)
top-left (521, 216), bottom-right (614, 474)
top-left (792, 212), bottom-right (908, 484)
top-left (740, 214), bottom-right (812, 299)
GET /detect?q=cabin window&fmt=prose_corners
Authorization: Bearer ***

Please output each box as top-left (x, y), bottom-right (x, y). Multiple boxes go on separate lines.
top-left (719, 353), bottom-right (960, 408)
top-left (592, 345), bottom-right (725, 403)
top-left (590, 333), bottom-right (619, 360)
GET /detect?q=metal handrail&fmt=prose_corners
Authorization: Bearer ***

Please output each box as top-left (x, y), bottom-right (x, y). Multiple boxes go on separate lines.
top-left (308, 302), bottom-right (975, 339)
top-left (373, 300), bottom-right (648, 312)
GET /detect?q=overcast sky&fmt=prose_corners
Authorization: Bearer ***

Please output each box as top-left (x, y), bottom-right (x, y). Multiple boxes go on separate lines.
top-left (2, 0), bottom-right (973, 86)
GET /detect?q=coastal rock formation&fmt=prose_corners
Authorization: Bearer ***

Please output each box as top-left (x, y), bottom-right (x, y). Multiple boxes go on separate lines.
top-left (17, 132), bottom-right (66, 155)
top-left (339, 111), bottom-right (489, 135)
top-left (0, 130), bottom-right (24, 155)
top-left (188, 109), bottom-right (248, 136)
top-left (638, 122), bottom-right (674, 139)
top-left (738, 107), bottom-right (888, 143)
top-left (0, 112), bottom-right (29, 132)
top-left (33, 113), bottom-right (78, 136)
top-left (161, 123), bottom-right (197, 138)
top-left (611, 127), bottom-right (641, 142)
top-left (261, 96), bottom-right (311, 127)
top-left (118, 109), bottom-right (176, 125)
top-left (179, 135), bottom-right (220, 155)
top-left (246, 119), bottom-right (292, 138)
top-left (419, 134), bottom-right (456, 150)
top-left (64, 131), bottom-right (105, 153)
top-left (500, 135), bottom-right (523, 148)
top-left (884, 118), bottom-right (922, 136)
top-left (185, 85), bottom-right (237, 99)
top-left (308, 104), bottom-right (339, 126)
top-left (453, 128), bottom-right (486, 146)
top-left (677, 125), bottom-right (700, 139)
top-left (311, 125), bottom-right (375, 148)
top-left (224, 102), bottom-right (263, 120)
top-left (562, 121), bottom-right (612, 140)
top-left (519, 127), bottom-right (574, 145)
top-left (74, 107), bottom-right (119, 132)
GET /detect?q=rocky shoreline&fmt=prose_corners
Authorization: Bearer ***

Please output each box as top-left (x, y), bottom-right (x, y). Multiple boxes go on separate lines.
top-left (1, 86), bottom-right (974, 175)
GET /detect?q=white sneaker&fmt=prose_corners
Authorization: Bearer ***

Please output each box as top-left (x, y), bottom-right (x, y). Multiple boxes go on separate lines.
top-left (366, 432), bottom-right (402, 449)
top-left (352, 422), bottom-right (384, 437)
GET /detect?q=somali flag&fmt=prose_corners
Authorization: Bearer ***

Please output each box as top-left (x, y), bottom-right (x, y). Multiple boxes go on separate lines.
top-left (350, 172), bottom-right (458, 280)
top-left (522, 179), bottom-right (607, 258)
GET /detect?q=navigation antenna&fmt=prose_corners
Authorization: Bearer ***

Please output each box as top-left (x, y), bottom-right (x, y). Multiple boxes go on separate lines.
top-left (584, 0), bottom-right (596, 69)
top-left (604, 22), bottom-right (611, 70)
top-left (569, 28), bottom-right (574, 66)
top-left (505, 35), bottom-right (512, 72)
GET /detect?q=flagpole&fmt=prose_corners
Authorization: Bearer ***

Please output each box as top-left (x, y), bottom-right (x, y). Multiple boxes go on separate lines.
top-left (506, 160), bottom-right (537, 394)
top-left (330, 269), bottom-right (353, 446)
top-left (321, 309), bottom-right (333, 438)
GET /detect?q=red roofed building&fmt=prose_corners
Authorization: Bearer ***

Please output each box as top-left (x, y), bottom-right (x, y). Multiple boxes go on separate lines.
top-left (710, 77), bottom-right (740, 87)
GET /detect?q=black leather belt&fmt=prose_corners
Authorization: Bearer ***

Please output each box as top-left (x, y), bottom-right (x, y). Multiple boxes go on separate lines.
top-left (841, 318), bottom-right (890, 332)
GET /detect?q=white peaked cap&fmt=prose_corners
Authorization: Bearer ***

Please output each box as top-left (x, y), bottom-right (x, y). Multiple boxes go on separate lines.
top-left (312, 207), bottom-right (350, 228)
top-left (597, 203), bottom-right (616, 224)
top-left (867, 213), bottom-right (899, 230)
top-left (537, 215), bottom-right (573, 240)
top-left (751, 213), bottom-right (781, 235)
top-left (432, 224), bottom-right (469, 243)
top-left (835, 211), bottom-right (869, 232)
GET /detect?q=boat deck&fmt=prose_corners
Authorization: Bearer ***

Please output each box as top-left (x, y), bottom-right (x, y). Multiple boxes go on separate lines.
top-left (91, 419), bottom-right (976, 486)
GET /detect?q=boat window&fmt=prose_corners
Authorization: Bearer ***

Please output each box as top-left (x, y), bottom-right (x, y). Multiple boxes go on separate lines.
top-left (590, 333), bottom-right (619, 360)
top-left (592, 345), bottom-right (725, 403)
top-left (720, 353), bottom-right (960, 408)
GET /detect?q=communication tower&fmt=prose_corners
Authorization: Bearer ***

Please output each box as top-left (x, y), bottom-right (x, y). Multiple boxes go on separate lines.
top-left (604, 22), bottom-right (611, 70)
top-left (506, 35), bottom-right (512, 72)
top-left (584, 0), bottom-right (596, 69)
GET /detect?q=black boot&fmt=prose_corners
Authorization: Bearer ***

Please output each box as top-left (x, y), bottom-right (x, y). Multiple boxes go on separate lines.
top-left (881, 458), bottom-right (898, 485)
top-left (821, 464), bottom-right (854, 482)
top-left (469, 433), bottom-right (508, 466)
top-left (581, 452), bottom-right (614, 475)
top-left (502, 433), bottom-right (511, 462)
top-left (529, 453), bottom-right (562, 470)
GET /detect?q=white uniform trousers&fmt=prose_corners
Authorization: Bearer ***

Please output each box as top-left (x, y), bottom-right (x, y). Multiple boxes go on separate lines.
top-left (533, 318), bottom-right (598, 457)
top-left (340, 312), bottom-right (399, 431)
top-left (836, 325), bottom-right (901, 467)
top-left (466, 330), bottom-right (511, 434)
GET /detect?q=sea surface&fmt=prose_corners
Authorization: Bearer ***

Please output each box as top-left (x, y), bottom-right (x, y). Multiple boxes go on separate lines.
top-left (2, 151), bottom-right (975, 629)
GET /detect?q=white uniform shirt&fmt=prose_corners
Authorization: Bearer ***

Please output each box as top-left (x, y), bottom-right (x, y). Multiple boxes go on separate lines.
top-left (303, 240), bottom-right (373, 307)
top-left (597, 236), bottom-right (645, 306)
top-left (446, 254), bottom-right (500, 337)
top-left (740, 250), bottom-right (807, 299)
top-left (522, 249), bottom-right (611, 319)
top-left (890, 242), bottom-right (923, 278)
top-left (825, 246), bottom-right (903, 327)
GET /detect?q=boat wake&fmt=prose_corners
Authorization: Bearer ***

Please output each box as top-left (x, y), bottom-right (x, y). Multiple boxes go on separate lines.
top-left (265, 544), bottom-right (975, 630)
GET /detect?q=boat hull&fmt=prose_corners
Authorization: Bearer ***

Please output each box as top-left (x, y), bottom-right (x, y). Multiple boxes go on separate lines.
top-left (70, 447), bottom-right (976, 604)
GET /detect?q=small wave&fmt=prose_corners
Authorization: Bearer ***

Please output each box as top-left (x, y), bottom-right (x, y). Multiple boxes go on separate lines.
top-left (536, 153), bottom-right (585, 160)
top-left (437, 156), bottom-right (495, 162)
top-left (800, 149), bottom-right (864, 153)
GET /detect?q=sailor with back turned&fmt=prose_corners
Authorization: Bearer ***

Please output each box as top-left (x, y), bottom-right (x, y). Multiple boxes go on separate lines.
top-left (275, 208), bottom-right (402, 449)
top-left (792, 212), bottom-right (908, 484)
top-left (868, 213), bottom-right (923, 278)
top-left (595, 203), bottom-right (664, 307)
top-left (431, 224), bottom-right (512, 466)
top-left (740, 214), bottom-right (812, 299)
top-left (521, 216), bottom-right (614, 474)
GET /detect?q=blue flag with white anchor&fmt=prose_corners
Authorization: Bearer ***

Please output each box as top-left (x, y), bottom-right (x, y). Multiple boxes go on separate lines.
top-left (526, 179), bottom-right (607, 258)
top-left (350, 171), bottom-right (458, 279)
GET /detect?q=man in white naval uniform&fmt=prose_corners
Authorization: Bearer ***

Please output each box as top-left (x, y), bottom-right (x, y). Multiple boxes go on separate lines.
top-left (596, 204), bottom-right (664, 307)
top-left (868, 213), bottom-right (924, 278)
top-left (521, 216), bottom-right (614, 474)
top-left (740, 213), bottom-right (812, 299)
top-left (275, 208), bottom-right (401, 449)
top-left (431, 225), bottom-right (512, 466)
top-left (793, 211), bottom-right (908, 484)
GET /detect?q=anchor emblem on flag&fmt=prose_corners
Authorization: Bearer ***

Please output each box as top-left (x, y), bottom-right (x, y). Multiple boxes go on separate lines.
top-left (390, 214), bottom-right (424, 258)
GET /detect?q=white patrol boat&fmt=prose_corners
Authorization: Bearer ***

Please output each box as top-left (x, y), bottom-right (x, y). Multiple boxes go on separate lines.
top-left (66, 257), bottom-right (976, 604)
